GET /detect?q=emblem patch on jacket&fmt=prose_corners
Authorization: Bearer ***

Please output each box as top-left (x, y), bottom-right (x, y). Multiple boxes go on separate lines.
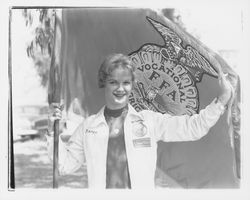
top-left (131, 120), bottom-right (147, 137)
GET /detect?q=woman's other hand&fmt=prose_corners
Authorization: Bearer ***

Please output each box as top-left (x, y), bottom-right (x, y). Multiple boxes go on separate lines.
top-left (49, 102), bottom-right (64, 121)
top-left (47, 102), bottom-right (65, 136)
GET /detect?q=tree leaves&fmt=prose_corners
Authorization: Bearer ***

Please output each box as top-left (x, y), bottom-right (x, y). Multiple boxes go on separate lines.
top-left (23, 8), bottom-right (55, 87)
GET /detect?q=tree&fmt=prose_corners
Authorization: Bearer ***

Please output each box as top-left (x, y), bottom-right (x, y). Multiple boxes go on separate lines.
top-left (22, 8), bottom-right (55, 87)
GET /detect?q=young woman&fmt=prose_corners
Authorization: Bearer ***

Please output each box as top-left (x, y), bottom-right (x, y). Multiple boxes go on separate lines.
top-left (47, 53), bottom-right (232, 189)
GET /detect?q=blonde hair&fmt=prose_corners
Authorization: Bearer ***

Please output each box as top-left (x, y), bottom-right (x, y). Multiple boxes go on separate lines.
top-left (98, 53), bottom-right (136, 88)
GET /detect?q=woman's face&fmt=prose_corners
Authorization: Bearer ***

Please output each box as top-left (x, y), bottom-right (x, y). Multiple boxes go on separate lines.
top-left (105, 66), bottom-right (133, 110)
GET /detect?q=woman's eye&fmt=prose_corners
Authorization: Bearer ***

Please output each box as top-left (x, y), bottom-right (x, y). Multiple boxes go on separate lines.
top-left (124, 81), bottom-right (131, 85)
top-left (108, 80), bottom-right (116, 85)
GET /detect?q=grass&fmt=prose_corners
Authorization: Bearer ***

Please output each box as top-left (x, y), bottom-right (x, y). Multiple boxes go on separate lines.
top-left (14, 137), bottom-right (87, 189)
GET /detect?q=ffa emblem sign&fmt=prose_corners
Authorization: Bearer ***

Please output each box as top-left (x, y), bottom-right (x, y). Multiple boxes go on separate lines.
top-left (129, 17), bottom-right (218, 116)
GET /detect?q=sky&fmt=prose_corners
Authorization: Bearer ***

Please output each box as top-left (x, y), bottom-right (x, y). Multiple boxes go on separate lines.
top-left (12, 10), bottom-right (47, 106)
top-left (178, 7), bottom-right (243, 50)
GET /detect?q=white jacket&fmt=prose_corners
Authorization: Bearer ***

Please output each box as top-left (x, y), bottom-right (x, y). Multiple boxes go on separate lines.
top-left (47, 99), bottom-right (225, 189)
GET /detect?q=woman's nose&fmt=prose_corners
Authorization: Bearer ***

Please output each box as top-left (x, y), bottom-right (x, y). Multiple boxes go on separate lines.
top-left (116, 84), bottom-right (125, 92)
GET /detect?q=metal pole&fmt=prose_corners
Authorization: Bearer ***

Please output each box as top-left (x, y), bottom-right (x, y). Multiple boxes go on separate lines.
top-left (53, 119), bottom-right (60, 188)
top-left (49, 9), bottom-right (62, 188)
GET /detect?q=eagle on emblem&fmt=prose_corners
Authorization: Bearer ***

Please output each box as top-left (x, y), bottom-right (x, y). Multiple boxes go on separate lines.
top-left (146, 17), bottom-right (218, 82)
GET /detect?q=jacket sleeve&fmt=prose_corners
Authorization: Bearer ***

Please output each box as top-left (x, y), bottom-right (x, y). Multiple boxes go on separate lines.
top-left (46, 122), bottom-right (86, 175)
top-left (152, 98), bottom-right (226, 142)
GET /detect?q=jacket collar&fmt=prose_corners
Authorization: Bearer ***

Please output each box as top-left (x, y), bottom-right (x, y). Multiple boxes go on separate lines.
top-left (90, 106), bottom-right (106, 127)
top-left (90, 104), bottom-right (144, 127)
top-left (127, 104), bottom-right (145, 122)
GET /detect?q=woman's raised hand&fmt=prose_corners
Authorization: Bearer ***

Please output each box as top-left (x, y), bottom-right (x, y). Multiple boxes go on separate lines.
top-left (218, 72), bottom-right (233, 106)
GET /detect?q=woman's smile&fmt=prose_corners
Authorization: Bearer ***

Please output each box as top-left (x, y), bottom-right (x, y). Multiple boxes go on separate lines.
top-left (113, 92), bottom-right (126, 98)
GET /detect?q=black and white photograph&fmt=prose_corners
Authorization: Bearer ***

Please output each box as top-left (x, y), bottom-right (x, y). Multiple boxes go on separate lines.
top-left (1, 0), bottom-right (250, 199)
